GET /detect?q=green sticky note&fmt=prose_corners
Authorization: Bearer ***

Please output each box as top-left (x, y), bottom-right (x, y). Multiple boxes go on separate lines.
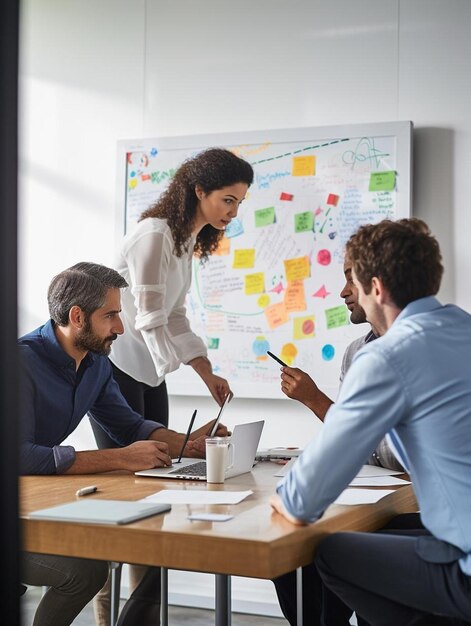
top-left (255, 207), bottom-right (276, 227)
top-left (369, 171), bottom-right (396, 192)
top-left (325, 305), bottom-right (349, 330)
top-left (294, 211), bottom-right (314, 233)
top-left (207, 337), bottom-right (220, 350)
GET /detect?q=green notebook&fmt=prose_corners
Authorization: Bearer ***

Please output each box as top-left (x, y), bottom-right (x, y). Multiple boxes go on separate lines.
top-left (29, 499), bottom-right (171, 525)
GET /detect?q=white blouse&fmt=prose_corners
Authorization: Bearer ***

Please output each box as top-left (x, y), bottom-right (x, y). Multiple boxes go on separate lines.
top-left (110, 217), bottom-right (207, 386)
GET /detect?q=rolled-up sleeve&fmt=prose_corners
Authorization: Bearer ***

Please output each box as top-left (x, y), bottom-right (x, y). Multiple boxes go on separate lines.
top-left (87, 368), bottom-right (165, 445)
top-left (276, 349), bottom-right (407, 522)
top-left (125, 229), bottom-right (206, 377)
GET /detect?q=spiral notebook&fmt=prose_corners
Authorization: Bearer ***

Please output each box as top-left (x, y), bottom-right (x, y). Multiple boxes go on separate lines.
top-left (28, 499), bottom-right (171, 525)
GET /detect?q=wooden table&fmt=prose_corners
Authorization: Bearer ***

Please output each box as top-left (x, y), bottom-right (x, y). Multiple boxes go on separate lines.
top-left (20, 463), bottom-right (417, 625)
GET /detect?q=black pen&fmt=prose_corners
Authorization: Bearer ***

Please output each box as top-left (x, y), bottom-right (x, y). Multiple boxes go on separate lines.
top-left (175, 409), bottom-right (197, 463)
top-left (266, 350), bottom-right (288, 367)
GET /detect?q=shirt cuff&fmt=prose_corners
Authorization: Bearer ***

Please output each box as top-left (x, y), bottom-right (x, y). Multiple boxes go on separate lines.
top-left (53, 445), bottom-right (76, 474)
top-left (135, 420), bottom-right (166, 442)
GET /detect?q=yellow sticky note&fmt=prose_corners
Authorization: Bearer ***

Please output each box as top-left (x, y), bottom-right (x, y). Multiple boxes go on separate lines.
top-left (233, 248), bottom-right (256, 269)
top-left (284, 281), bottom-right (307, 313)
top-left (292, 155), bottom-right (316, 177)
top-left (293, 316), bottom-right (315, 340)
top-left (245, 272), bottom-right (265, 295)
top-left (264, 302), bottom-right (289, 330)
top-left (284, 256), bottom-right (310, 282)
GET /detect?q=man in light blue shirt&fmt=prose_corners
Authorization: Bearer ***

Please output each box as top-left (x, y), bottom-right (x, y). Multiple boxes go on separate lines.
top-left (271, 218), bottom-right (471, 625)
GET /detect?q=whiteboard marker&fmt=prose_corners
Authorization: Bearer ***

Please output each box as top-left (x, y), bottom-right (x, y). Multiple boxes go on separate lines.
top-left (266, 351), bottom-right (288, 367)
top-left (76, 485), bottom-right (98, 497)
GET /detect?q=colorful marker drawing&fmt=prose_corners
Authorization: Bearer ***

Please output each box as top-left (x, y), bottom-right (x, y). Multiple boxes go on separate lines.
top-left (121, 125), bottom-right (408, 398)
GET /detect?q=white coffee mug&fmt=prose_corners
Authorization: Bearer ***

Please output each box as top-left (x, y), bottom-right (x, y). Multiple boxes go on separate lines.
top-left (205, 437), bottom-right (235, 484)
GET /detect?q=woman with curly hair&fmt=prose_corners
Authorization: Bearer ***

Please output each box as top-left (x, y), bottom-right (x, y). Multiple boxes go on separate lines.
top-left (90, 147), bottom-right (254, 626)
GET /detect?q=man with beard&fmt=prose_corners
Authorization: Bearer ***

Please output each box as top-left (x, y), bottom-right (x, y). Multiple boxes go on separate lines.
top-left (19, 262), bottom-right (227, 626)
top-left (272, 253), bottom-right (405, 626)
top-left (272, 219), bottom-right (471, 625)
top-left (278, 253), bottom-right (403, 471)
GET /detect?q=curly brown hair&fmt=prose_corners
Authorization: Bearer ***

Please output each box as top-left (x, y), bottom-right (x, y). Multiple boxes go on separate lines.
top-left (346, 218), bottom-right (443, 309)
top-left (139, 148), bottom-right (254, 260)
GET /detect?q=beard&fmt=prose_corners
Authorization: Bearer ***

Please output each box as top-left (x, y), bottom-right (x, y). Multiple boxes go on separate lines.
top-left (349, 305), bottom-right (367, 325)
top-left (74, 318), bottom-right (117, 356)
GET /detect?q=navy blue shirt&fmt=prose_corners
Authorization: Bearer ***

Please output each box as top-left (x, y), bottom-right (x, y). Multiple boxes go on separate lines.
top-left (19, 320), bottom-right (164, 475)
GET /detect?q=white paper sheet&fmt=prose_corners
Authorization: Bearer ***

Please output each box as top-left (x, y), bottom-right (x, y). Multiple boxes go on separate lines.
top-left (349, 476), bottom-right (411, 487)
top-left (334, 488), bottom-right (395, 505)
top-left (187, 513), bottom-right (234, 522)
top-left (356, 465), bottom-right (404, 478)
top-left (140, 489), bottom-right (253, 505)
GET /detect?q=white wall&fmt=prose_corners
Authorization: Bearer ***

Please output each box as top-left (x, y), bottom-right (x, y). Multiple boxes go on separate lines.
top-left (19, 0), bottom-right (471, 616)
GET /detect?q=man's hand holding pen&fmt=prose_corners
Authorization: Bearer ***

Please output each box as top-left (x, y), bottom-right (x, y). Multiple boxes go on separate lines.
top-left (185, 421), bottom-right (229, 457)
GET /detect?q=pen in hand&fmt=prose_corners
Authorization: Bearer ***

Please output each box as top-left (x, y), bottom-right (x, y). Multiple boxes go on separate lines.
top-left (175, 409), bottom-right (197, 464)
top-left (266, 350), bottom-right (288, 367)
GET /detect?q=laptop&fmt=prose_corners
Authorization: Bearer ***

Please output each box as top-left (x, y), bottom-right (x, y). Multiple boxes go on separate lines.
top-left (135, 420), bottom-right (264, 482)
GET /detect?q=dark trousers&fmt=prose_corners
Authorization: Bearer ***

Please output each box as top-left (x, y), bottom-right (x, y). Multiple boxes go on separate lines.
top-left (90, 362), bottom-right (169, 625)
top-left (116, 567), bottom-right (162, 626)
top-left (273, 562), bottom-right (353, 625)
top-left (315, 521), bottom-right (471, 626)
top-left (272, 514), bottom-right (425, 626)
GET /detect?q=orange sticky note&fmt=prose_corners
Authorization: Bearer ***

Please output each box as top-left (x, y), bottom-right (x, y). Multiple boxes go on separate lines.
top-left (284, 256), bottom-right (310, 282)
top-left (280, 343), bottom-right (298, 366)
top-left (284, 281), bottom-right (307, 313)
top-left (213, 236), bottom-right (231, 256)
top-left (292, 155), bottom-right (316, 176)
top-left (264, 302), bottom-right (289, 330)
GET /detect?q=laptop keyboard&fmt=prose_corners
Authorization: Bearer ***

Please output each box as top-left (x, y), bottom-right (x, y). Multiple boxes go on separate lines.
top-left (168, 461), bottom-right (207, 476)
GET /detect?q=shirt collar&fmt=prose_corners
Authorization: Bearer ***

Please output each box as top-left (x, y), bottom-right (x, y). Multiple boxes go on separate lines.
top-left (393, 296), bottom-right (442, 327)
top-left (364, 329), bottom-right (378, 344)
top-left (40, 319), bottom-right (96, 369)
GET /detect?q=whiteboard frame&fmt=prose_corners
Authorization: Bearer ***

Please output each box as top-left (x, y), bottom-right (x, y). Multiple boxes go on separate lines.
top-left (115, 121), bottom-right (413, 399)
top-left (116, 121), bottom-right (412, 244)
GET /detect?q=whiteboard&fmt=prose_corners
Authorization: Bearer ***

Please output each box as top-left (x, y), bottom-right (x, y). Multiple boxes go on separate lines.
top-left (116, 122), bottom-right (412, 399)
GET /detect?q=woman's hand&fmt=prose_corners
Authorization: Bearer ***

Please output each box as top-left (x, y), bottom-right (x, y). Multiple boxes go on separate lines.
top-left (204, 374), bottom-right (232, 405)
top-left (188, 356), bottom-right (232, 405)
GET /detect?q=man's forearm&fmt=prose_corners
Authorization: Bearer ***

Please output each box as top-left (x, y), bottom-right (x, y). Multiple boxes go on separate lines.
top-left (148, 427), bottom-right (185, 458)
top-left (304, 392), bottom-right (334, 421)
top-left (64, 449), bottom-right (128, 474)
